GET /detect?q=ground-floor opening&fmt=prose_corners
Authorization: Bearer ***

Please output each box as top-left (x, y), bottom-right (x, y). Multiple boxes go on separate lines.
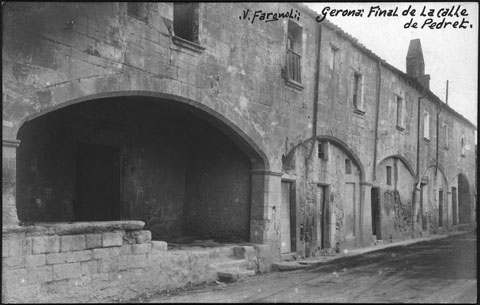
top-left (16, 97), bottom-right (264, 245)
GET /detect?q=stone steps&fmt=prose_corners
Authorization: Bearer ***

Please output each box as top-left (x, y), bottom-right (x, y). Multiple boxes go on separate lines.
top-left (211, 256), bottom-right (256, 283)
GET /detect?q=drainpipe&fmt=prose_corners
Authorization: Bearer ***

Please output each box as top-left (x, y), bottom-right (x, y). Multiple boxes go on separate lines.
top-left (416, 96), bottom-right (426, 180)
top-left (310, 23), bottom-right (322, 155)
top-left (435, 100), bottom-right (443, 179)
top-left (413, 95), bottom-right (425, 237)
top-left (372, 59), bottom-right (382, 181)
top-left (305, 22), bottom-right (322, 254)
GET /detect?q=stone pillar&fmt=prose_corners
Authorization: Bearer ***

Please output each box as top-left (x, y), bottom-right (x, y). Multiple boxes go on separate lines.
top-left (250, 170), bottom-right (282, 260)
top-left (3, 139), bottom-right (21, 225)
top-left (446, 191), bottom-right (452, 230)
top-left (360, 182), bottom-right (373, 247)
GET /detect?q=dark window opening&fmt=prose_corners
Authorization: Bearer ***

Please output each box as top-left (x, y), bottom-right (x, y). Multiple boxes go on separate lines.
top-left (286, 21), bottom-right (303, 84)
top-left (353, 72), bottom-right (362, 110)
top-left (438, 189), bottom-right (443, 227)
top-left (386, 166), bottom-right (392, 185)
top-left (173, 2), bottom-right (199, 43)
top-left (396, 96), bottom-right (404, 129)
top-left (318, 142), bottom-right (328, 160)
top-left (345, 159), bottom-right (352, 174)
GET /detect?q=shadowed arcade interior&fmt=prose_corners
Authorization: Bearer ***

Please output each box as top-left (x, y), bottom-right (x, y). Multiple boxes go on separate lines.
top-left (16, 97), bottom-right (262, 244)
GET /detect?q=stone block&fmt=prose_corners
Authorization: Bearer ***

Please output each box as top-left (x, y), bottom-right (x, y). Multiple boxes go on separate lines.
top-left (60, 235), bottom-right (86, 252)
top-left (85, 234), bottom-right (102, 249)
top-left (102, 232), bottom-right (123, 247)
top-left (80, 260), bottom-right (97, 276)
top-left (66, 250), bottom-right (93, 263)
top-left (119, 244), bottom-right (132, 255)
top-left (97, 258), bottom-right (118, 273)
top-left (46, 252), bottom-right (67, 265)
top-left (2, 268), bottom-right (28, 286)
top-left (134, 230), bottom-right (152, 244)
top-left (2, 237), bottom-right (23, 258)
top-left (93, 247), bottom-right (120, 259)
top-left (53, 262), bottom-right (82, 280)
top-left (32, 236), bottom-right (60, 254)
top-left (27, 265), bottom-right (53, 283)
top-left (25, 254), bottom-right (46, 268)
top-left (151, 241), bottom-right (168, 252)
top-left (131, 243), bottom-right (152, 254)
top-left (2, 255), bottom-right (26, 270)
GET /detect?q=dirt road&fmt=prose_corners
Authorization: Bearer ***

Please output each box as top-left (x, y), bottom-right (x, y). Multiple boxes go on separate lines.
top-left (141, 231), bottom-right (477, 303)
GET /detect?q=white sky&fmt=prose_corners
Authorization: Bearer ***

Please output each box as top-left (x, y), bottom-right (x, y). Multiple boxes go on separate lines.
top-left (305, 2), bottom-right (478, 126)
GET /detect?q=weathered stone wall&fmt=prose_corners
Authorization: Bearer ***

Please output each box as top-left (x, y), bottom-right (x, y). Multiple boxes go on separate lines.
top-left (2, 221), bottom-right (258, 303)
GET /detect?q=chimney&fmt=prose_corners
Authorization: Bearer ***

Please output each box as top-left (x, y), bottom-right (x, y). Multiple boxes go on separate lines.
top-left (406, 39), bottom-right (430, 89)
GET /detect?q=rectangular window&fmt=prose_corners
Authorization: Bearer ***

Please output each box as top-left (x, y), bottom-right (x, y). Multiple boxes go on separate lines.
top-left (173, 3), bottom-right (199, 43)
top-left (329, 46), bottom-right (338, 70)
top-left (396, 96), bottom-right (405, 130)
top-left (127, 2), bottom-right (148, 21)
top-left (353, 72), bottom-right (364, 113)
top-left (386, 166), bottom-right (392, 185)
top-left (317, 142), bottom-right (328, 160)
top-left (423, 111), bottom-right (430, 140)
top-left (286, 21), bottom-right (303, 84)
top-left (345, 159), bottom-right (352, 174)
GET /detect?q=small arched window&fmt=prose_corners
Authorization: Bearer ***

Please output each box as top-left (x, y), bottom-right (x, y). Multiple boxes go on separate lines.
top-left (461, 136), bottom-right (466, 156)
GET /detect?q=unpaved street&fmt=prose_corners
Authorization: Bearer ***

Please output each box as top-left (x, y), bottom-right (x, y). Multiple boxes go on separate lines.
top-left (143, 231), bottom-right (476, 303)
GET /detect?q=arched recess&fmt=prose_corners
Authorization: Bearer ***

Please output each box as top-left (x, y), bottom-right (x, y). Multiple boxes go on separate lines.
top-left (15, 93), bottom-right (270, 243)
top-left (283, 134), bottom-right (365, 182)
top-left (457, 173), bottom-right (471, 224)
top-left (378, 154), bottom-right (415, 178)
top-left (375, 155), bottom-right (416, 240)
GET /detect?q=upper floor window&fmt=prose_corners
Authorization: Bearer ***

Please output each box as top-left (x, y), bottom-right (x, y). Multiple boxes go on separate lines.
top-left (396, 95), bottom-right (405, 130)
top-left (423, 111), bottom-right (430, 141)
top-left (173, 3), bottom-right (199, 43)
top-left (329, 45), bottom-right (339, 71)
top-left (127, 2), bottom-right (148, 22)
top-left (461, 136), bottom-right (466, 156)
top-left (352, 72), bottom-right (364, 113)
top-left (285, 21), bottom-right (303, 86)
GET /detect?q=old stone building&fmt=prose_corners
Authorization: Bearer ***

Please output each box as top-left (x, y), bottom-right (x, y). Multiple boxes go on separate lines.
top-left (2, 2), bottom-right (476, 302)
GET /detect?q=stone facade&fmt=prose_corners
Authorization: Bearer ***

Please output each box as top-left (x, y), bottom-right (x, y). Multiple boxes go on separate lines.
top-left (2, 2), bottom-right (477, 302)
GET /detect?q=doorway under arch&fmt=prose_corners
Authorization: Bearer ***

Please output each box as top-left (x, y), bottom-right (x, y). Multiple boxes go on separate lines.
top-left (457, 173), bottom-right (471, 225)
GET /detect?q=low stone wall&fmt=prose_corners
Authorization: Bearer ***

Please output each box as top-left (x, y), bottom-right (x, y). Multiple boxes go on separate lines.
top-left (2, 221), bottom-right (257, 303)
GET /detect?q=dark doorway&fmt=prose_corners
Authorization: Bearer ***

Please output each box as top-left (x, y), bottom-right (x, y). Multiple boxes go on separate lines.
top-left (371, 187), bottom-right (381, 239)
top-left (75, 142), bottom-right (120, 221)
top-left (458, 174), bottom-right (471, 224)
top-left (281, 181), bottom-right (294, 254)
top-left (439, 189), bottom-right (443, 227)
top-left (452, 187), bottom-right (457, 225)
top-left (421, 185), bottom-right (427, 230)
top-left (317, 185), bottom-right (329, 249)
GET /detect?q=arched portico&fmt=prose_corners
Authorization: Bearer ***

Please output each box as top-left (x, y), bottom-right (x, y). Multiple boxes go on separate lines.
top-left (4, 92), bottom-right (276, 246)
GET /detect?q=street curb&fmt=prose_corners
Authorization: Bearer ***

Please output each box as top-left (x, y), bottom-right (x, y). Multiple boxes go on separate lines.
top-left (272, 230), bottom-right (472, 272)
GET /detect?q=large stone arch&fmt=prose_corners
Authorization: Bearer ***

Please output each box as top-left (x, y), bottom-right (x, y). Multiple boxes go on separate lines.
top-left (15, 91), bottom-right (270, 171)
top-left (10, 92), bottom-right (275, 245)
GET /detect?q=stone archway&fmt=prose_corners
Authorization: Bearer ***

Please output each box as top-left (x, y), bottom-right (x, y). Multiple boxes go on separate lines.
top-left (14, 94), bottom-right (270, 244)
